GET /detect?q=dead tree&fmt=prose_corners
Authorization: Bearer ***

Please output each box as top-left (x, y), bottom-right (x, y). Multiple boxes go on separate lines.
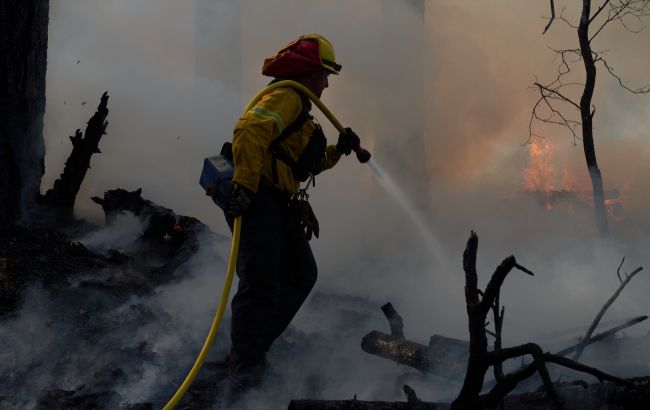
top-left (0, 0), bottom-right (49, 225)
top-left (530, 0), bottom-right (650, 236)
top-left (451, 231), bottom-right (633, 410)
top-left (43, 92), bottom-right (110, 213)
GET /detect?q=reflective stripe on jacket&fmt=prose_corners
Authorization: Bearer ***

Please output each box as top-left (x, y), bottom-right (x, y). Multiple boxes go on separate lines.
top-left (232, 86), bottom-right (341, 193)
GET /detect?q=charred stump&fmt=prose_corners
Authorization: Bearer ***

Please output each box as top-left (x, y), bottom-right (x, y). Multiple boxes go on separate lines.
top-left (43, 92), bottom-right (110, 213)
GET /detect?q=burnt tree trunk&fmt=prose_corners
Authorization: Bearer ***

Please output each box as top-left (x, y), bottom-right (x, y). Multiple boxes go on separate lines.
top-left (0, 0), bottom-right (49, 226)
top-left (579, 0), bottom-right (609, 236)
top-left (43, 92), bottom-right (109, 213)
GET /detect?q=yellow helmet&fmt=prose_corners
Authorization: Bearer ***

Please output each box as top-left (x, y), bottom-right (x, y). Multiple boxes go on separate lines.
top-left (300, 34), bottom-right (341, 75)
top-left (262, 34), bottom-right (342, 78)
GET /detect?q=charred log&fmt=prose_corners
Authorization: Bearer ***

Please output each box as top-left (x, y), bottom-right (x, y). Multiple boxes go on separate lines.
top-left (91, 187), bottom-right (214, 263)
top-left (362, 301), bottom-right (468, 378)
top-left (362, 331), bottom-right (467, 379)
top-left (43, 92), bottom-right (110, 213)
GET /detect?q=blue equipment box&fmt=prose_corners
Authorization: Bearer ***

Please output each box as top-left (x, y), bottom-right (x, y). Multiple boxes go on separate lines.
top-left (199, 155), bottom-right (234, 210)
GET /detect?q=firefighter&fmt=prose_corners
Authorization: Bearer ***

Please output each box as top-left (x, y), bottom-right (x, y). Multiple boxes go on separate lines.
top-left (223, 34), bottom-right (360, 397)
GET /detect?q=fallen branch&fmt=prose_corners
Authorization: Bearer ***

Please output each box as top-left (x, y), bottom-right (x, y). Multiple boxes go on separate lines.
top-left (573, 258), bottom-right (644, 360)
top-left (557, 315), bottom-right (648, 357)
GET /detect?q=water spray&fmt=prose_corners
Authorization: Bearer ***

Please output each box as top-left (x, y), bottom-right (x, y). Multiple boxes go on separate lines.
top-left (366, 158), bottom-right (446, 262)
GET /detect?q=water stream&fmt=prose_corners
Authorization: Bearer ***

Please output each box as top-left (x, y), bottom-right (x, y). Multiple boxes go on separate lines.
top-left (366, 158), bottom-right (447, 263)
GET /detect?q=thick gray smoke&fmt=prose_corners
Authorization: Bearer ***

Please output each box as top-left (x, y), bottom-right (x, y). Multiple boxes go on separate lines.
top-left (5, 0), bottom-right (649, 407)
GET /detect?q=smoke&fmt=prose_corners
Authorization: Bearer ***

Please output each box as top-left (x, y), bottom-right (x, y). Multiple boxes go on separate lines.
top-left (79, 212), bottom-right (145, 253)
top-left (10, 0), bottom-right (647, 407)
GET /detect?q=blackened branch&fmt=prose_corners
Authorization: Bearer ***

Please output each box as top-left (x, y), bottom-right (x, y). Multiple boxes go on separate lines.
top-left (557, 315), bottom-right (648, 356)
top-left (573, 261), bottom-right (644, 360)
top-left (599, 58), bottom-right (650, 94)
top-left (543, 0), bottom-right (556, 33)
top-left (480, 256), bottom-right (516, 314)
top-left (514, 263), bottom-right (534, 276)
top-left (544, 353), bottom-right (636, 388)
top-left (43, 92), bottom-right (110, 210)
top-left (381, 302), bottom-right (405, 339)
top-left (463, 231), bottom-right (480, 306)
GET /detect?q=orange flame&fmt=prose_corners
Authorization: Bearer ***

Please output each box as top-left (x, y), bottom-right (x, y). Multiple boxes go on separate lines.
top-left (522, 138), bottom-right (555, 191)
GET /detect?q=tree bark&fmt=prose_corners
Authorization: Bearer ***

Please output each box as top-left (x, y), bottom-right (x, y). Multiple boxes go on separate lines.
top-left (0, 0), bottom-right (49, 225)
top-left (578, 0), bottom-right (609, 236)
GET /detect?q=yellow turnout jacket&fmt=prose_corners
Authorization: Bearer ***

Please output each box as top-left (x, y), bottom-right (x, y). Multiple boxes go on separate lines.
top-left (232, 87), bottom-right (341, 194)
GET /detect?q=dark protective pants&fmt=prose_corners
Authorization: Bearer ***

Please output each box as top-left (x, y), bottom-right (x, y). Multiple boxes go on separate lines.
top-left (228, 187), bottom-right (317, 380)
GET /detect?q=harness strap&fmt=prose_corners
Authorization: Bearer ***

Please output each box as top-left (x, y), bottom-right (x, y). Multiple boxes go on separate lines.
top-left (267, 87), bottom-right (311, 184)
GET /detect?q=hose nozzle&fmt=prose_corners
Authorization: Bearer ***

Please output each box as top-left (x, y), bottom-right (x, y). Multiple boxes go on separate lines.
top-left (353, 145), bottom-right (371, 163)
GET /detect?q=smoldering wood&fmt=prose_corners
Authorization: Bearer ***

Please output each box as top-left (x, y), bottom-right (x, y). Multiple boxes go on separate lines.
top-left (43, 92), bottom-right (110, 212)
top-left (362, 301), bottom-right (468, 379)
top-left (0, 189), bottom-right (213, 316)
top-left (361, 331), bottom-right (468, 379)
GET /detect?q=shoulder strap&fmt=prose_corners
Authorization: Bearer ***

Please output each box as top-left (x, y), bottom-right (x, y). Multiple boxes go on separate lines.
top-left (268, 87), bottom-right (311, 152)
top-left (266, 84), bottom-right (311, 183)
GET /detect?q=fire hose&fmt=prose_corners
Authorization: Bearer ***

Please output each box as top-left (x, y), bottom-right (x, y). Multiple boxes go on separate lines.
top-left (163, 80), bottom-right (370, 409)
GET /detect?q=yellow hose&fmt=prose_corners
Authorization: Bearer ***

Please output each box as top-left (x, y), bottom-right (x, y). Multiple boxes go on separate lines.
top-left (162, 216), bottom-right (240, 410)
top-left (162, 80), bottom-right (344, 409)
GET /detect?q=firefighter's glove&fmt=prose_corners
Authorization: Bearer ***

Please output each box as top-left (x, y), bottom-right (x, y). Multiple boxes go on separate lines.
top-left (227, 184), bottom-right (254, 219)
top-left (336, 127), bottom-right (361, 156)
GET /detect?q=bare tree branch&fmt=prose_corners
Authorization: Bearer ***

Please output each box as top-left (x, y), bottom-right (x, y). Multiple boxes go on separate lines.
top-left (534, 82), bottom-right (581, 110)
top-left (543, 0), bottom-right (556, 33)
top-left (556, 315), bottom-right (648, 356)
top-left (573, 260), bottom-right (644, 360)
top-left (599, 58), bottom-right (650, 93)
top-left (589, 0), bottom-right (613, 25)
top-left (544, 354), bottom-right (636, 387)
